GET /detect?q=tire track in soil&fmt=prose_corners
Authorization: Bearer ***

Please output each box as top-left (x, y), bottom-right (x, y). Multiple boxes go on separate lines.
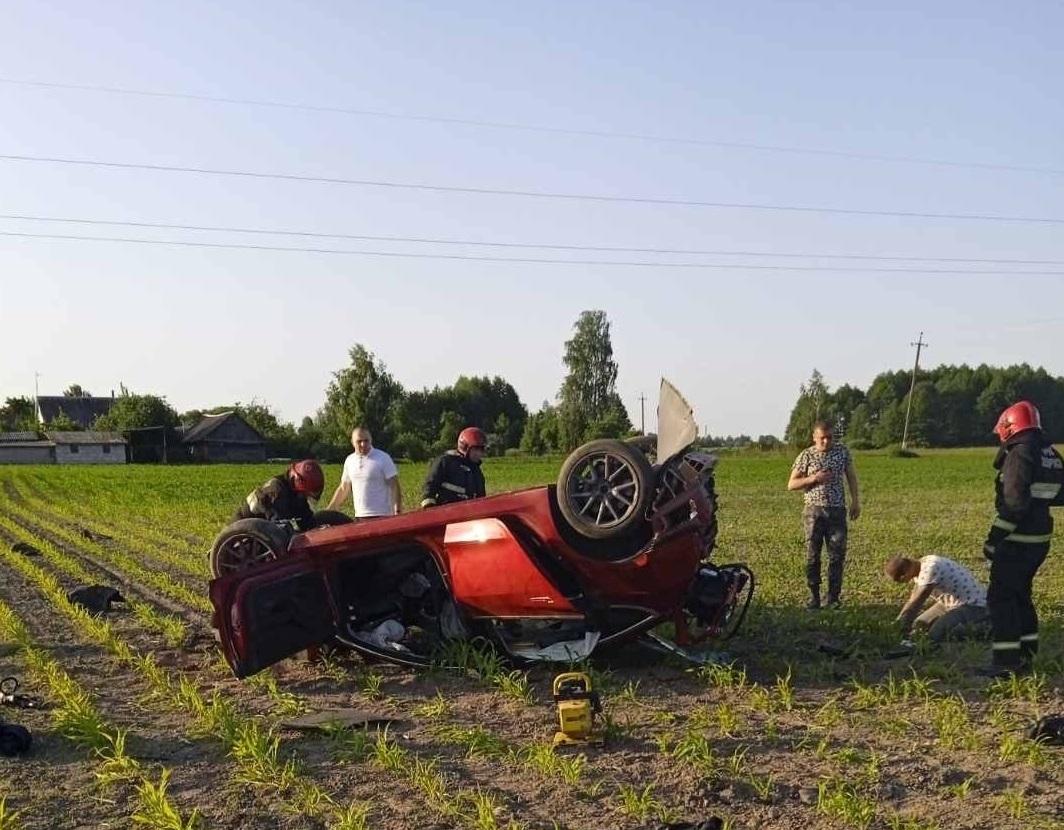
top-left (0, 534), bottom-right (246, 829)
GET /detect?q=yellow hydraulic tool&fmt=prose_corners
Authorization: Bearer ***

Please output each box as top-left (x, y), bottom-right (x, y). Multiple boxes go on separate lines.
top-left (552, 672), bottom-right (603, 748)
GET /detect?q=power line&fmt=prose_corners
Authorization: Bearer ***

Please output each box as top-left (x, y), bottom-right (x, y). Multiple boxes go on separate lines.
top-left (2, 76), bottom-right (1060, 177)
top-left (4, 230), bottom-right (1064, 275)
top-left (2, 154), bottom-right (1064, 225)
top-left (2, 213), bottom-right (1062, 265)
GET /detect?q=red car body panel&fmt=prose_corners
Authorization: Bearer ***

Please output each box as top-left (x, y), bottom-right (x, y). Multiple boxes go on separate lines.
top-left (211, 484), bottom-right (711, 675)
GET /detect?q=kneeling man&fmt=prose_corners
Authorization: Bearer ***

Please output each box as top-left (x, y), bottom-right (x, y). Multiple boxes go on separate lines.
top-left (884, 554), bottom-right (989, 643)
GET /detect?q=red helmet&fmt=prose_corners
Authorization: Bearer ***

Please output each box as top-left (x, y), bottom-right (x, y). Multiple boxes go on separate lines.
top-left (993, 401), bottom-right (1041, 442)
top-left (288, 459), bottom-right (325, 499)
top-left (457, 427), bottom-right (487, 455)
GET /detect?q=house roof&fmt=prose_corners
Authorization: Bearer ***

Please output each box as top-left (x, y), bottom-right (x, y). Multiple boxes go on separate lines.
top-left (0, 432), bottom-right (42, 442)
top-left (181, 411), bottom-right (265, 444)
top-left (0, 440), bottom-right (53, 450)
top-left (36, 396), bottom-right (115, 429)
top-left (45, 431), bottom-right (127, 445)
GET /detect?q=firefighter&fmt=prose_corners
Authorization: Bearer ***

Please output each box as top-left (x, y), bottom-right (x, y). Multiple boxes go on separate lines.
top-left (420, 427), bottom-right (487, 508)
top-left (233, 459), bottom-right (326, 531)
top-left (982, 401), bottom-right (1064, 677)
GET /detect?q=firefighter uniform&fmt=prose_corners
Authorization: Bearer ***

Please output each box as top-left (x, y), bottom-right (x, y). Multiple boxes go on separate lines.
top-left (233, 474), bottom-right (316, 530)
top-left (984, 431), bottom-right (1064, 670)
top-left (420, 450), bottom-right (486, 507)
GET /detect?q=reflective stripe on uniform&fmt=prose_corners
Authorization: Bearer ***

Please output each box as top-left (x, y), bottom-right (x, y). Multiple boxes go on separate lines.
top-left (1031, 482), bottom-right (1062, 499)
top-left (992, 641), bottom-right (1022, 651)
top-left (1019, 633), bottom-right (1039, 642)
top-left (441, 482), bottom-right (467, 494)
top-left (1004, 532), bottom-right (1053, 543)
top-left (992, 516), bottom-right (1018, 531)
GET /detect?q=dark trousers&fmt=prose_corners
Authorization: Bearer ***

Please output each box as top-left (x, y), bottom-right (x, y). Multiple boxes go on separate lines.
top-left (803, 505), bottom-right (848, 602)
top-left (987, 542), bottom-right (1049, 668)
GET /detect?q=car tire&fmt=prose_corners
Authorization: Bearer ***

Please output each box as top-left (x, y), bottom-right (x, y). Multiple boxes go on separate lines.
top-left (556, 439), bottom-right (655, 540)
top-left (209, 518), bottom-right (291, 579)
top-left (311, 509), bottom-right (354, 528)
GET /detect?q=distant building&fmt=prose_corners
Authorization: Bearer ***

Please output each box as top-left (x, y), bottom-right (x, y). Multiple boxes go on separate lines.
top-left (0, 432), bottom-right (55, 464)
top-left (181, 412), bottom-right (267, 463)
top-left (45, 431), bottom-right (128, 465)
top-left (36, 396), bottom-right (115, 429)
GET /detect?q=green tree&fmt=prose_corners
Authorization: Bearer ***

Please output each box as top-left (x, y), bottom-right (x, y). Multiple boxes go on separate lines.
top-left (94, 393), bottom-right (179, 431)
top-left (45, 411), bottom-right (80, 431)
top-left (785, 369), bottom-right (829, 446)
top-left (557, 310), bottom-right (626, 449)
top-left (319, 344), bottom-right (405, 449)
top-left (62, 384), bottom-right (90, 397)
top-left (0, 397), bottom-right (37, 431)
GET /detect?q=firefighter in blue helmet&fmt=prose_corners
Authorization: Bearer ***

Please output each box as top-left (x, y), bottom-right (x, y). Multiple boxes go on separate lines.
top-left (981, 401), bottom-right (1064, 677)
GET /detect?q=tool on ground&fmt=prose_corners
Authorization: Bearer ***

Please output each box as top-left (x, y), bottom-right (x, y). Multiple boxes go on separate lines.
top-left (0, 676), bottom-right (39, 709)
top-left (551, 671), bottom-right (603, 748)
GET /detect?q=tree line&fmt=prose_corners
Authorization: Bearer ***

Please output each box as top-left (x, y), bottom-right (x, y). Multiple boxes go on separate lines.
top-left (785, 364), bottom-right (1064, 448)
top-left (2, 310), bottom-right (634, 460)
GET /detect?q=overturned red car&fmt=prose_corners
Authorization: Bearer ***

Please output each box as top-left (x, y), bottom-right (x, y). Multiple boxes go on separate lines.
top-left (208, 381), bottom-right (754, 677)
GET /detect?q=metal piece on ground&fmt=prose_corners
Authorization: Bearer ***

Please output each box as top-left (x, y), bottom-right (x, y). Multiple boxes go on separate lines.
top-left (641, 630), bottom-right (728, 666)
top-left (280, 709), bottom-right (399, 732)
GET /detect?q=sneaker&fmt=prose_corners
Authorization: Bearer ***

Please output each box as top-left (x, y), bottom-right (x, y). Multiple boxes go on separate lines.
top-left (805, 598), bottom-right (821, 611)
top-left (824, 598), bottom-right (842, 610)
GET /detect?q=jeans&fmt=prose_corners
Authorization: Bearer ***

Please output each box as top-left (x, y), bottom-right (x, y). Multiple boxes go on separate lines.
top-left (803, 505), bottom-right (847, 601)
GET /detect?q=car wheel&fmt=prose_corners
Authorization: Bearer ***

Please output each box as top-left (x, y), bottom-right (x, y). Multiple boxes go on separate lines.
top-left (209, 519), bottom-right (291, 579)
top-left (557, 439), bottom-right (655, 540)
top-left (311, 509), bottom-right (354, 528)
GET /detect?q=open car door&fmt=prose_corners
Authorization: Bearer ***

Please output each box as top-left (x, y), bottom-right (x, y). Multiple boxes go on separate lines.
top-left (208, 557), bottom-right (335, 678)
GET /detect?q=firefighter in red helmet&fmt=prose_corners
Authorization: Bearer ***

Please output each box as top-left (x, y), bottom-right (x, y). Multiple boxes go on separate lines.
top-left (982, 401), bottom-right (1064, 677)
top-left (420, 427), bottom-right (488, 508)
top-left (233, 459), bottom-right (327, 530)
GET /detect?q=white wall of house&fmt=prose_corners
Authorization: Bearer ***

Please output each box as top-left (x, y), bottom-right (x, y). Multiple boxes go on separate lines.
top-left (54, 443), bottom-right (126, 464)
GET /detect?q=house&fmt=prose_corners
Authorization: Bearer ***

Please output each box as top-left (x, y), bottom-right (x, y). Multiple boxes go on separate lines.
top-left (45, 432), bottom-right (128, 464)
top-left (181, 412), bottom-right (267, 463)
top-left (36, 396), bottom-right (115, 429)
top-left (0, 432), bottom-right (55, 464)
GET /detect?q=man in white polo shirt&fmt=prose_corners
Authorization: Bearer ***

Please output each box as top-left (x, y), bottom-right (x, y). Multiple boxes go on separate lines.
top-left (884, 554), bottom-right (989, 643)
top-left (326, 426), bottom-right (402, 518)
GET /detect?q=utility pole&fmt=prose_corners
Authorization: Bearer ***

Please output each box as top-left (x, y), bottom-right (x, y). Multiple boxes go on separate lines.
top-left (637, 393), bottom-right (647, 434)
top-left (901, 332), bottom-right (928, 449)
top-left (33, 371), bottom-right (41, 424)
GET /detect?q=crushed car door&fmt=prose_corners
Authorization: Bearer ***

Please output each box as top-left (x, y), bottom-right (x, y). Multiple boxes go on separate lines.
top-left (209, 558), bottom-right (335, 678)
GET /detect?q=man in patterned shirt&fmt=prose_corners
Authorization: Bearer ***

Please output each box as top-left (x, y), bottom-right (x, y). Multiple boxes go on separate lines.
top-left (787, 421), bottom-right (861, 609)
top-left (884, 555), bottom-right (989, 643)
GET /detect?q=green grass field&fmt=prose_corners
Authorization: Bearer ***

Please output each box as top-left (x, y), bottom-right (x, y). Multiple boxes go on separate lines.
top-left (0, 449), bottom-right (1061, 829)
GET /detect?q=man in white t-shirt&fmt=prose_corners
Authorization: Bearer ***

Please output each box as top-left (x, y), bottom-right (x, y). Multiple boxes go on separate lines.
top-left (326, 426), bottom-right (402, 518)
top-left (884, 554), bottom-right (989, 643)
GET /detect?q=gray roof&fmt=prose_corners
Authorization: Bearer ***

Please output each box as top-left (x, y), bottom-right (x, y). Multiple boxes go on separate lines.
top-left (0, 440), bottom-right (53, 449)
top-left (36, 396), bottom-right (115, 429)
top-left (0, 432), bottom-right (42, 442)
top-left (45, 431), bottom-right (127, 445)
top-left (181, 411), bottom-right (265, 445)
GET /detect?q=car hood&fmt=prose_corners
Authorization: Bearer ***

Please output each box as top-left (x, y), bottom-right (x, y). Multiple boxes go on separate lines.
top-left (656, 378), bottom-right (698, 463)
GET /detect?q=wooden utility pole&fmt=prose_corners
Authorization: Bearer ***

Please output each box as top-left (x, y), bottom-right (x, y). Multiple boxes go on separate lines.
top-left (638, 392), bottom-right (647, 434)
top-left (901, 332), bottom-right (928, 449)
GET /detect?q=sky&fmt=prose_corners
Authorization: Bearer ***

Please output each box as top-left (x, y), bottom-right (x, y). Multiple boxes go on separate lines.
top-left (2, 1), bottom-right (1063, 438)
